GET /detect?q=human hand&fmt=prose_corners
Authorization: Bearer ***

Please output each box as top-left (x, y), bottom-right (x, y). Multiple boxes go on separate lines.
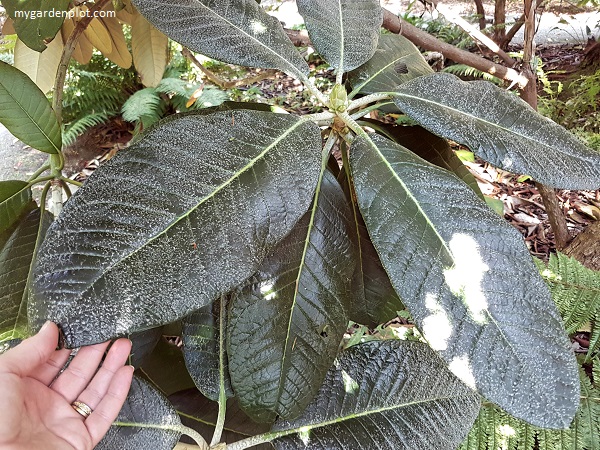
top-left (0, 322), bottom-right (134, 450)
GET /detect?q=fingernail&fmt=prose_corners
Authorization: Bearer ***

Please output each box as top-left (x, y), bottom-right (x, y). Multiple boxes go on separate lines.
top-left (40, 321), bottom-right (52, 332)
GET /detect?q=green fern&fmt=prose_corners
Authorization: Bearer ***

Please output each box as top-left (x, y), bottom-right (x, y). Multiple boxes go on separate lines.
top-left (460, 253), bottom-right (600, 450)
top-left (535, 253), bottom-right (600, 356)
top-left (443, 64), bottom-right (502, 85)
top-left (62, 112), bottom-right (112, 146)
top-left (460, 369), bottom-right (600, 450)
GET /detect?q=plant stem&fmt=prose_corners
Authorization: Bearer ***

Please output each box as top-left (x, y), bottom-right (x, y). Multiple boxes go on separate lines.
top-left (210, 296), bottom-right (228, 447)
top-left (52, 0), bottom-right (111, 124)
top-left (337, 111), bottom-right (368, 138)
top-left (347, 93), bottom-right (391, 113)
top-left (350, 102), bottom-right (394, 120)
top-left (113, 422), bottom-right (209, 449)
top-left (298, 74), bottom-right (329, 106)
top-left (60, 176), bottom-right (83, 187)
top-left (225, 429), bottom-right (293, 450)
top-left (27, 163), bottom-right (51, 182)
top-left (39, 181), bottom-right (52, 212)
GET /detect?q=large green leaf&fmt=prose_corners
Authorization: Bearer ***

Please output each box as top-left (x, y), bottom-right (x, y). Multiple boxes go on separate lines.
top-left (169, 388), bottom-right (273, 449)
top-left (96, 376), bottom-right (181, 450)
top-left (130, 0), bottom-right (309, 78)
top-left (128, 326), bottom-right (163, 368)
top-left (392, 73), bottom-right (600, 190)
top-left (227, 170), bottom-right (355, 423)
top-left (296, 0), bottom-right (382, 73)
top-left (348, 33), bottom-right (433, 94)
top-left (0, 208), bottom-right (49, 343)
top-left (337, 159), bottom-right (403, 327)
top-left (183, 297), bottom-right (233, 401)
top-left (350, 133), bottom-right (579, 428)
top-left (0, 61), bottom-right (61, 153)
top-left (359, 120), bottom-right (484, 200)
top-left (0, 180), bottom-right (34, 234)
top-left (2, 0), bottom-right (69, 51)
top-left (270, 341), bottom-right (480, 450)
top-left (30, 110), bottom-right (322, 347)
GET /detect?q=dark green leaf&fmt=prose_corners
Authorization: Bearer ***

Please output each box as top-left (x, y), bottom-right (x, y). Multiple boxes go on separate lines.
top-left (350, 133), bottom-right (579, 428)
top-left (0, 61), bottom-right (61, 153)
top-left (338, 155), bottom-right (403, 327)
top-left (130, 0), bottom-right (309, 77)
top-left (128, 326), bottom-right (163, 368)
top-left (228, 171), bottom-right (355, 423)
top-left (348, 34), bottom-right (433, 94)
top-left (271, 341), bottom-right (480, 450)
top-left (140, 337), bottom-right (196, 397)
top-left (169, 388), bottom-right (273, 449)
top-left (96, 376), bottom-right (181, 450)
top-left (183, 297), bottom-right (233, 401)
top-left (392, 73), bottom-right (600, 189)
top-left (296, 0), bottom-right (382, 73)
top-left (0, 180), bottom-right (34, 234)
top-left (30, 110), bottom-right (322, 347)
top-left (0, 208), bottom-right (49, 343)
top-left (358, 121), bottom-right (484, 200)
top-left (2, 0), bottom-right (69, 51)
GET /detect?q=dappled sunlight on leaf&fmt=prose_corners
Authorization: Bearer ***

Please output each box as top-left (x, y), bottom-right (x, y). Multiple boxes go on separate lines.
top-left (444, 233), bottom-right (490, 325)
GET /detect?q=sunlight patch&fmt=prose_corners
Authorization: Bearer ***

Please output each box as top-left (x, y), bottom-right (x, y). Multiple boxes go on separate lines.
top-left (422, 293), bottom-right (452, 351)
top-left (298, 426), bottom-right (311, 445)
top-left (259, 281), bottom-right (276, 301)
top-left (449, 355), bottom-right (476, 389)
top-left (342, 370), bottom-right (359, 394)
top-left (444, 233), bottom-right (489, 325)
top-left (250, 20), bottom-right (267, 34)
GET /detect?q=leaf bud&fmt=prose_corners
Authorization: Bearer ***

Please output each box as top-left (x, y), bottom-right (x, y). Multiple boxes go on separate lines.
top-left (329, 83), bottom-right (348, 114)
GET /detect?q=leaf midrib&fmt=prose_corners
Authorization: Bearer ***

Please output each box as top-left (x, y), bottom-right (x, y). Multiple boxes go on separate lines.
top-left (80, 118), bottom-right (308, 295)
top-left (275, 393), bottom-right (472, 436)
top-left (192, 0), bottom-right (304, 78)
top-left (0, 75), bottom-right (60, 153)
top-left (391, 90), bottom-right (584, 158)
top-left (361, 135), bottom-right (520, 368)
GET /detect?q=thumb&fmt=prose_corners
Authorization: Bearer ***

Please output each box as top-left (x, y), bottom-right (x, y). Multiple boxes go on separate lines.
top-left (0, 321), bottom-right (60, 377)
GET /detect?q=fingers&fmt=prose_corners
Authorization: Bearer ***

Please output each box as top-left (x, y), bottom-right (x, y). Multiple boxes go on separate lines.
top-left (85, 365), bottom-right (134, 447)
top-left (51, 341), bottom-right (111, 403)
top-left (29, 347), bottom-right (72, 385)
top-left (75, 338), bottom-right (132, 410)
top-left (0, 321), bottom-right (59, 377)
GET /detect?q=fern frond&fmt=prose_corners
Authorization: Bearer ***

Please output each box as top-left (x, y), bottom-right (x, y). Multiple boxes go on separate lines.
top-left (62, 112), bottom-right (112, 146)
top-left (121, 88), bottom-right (164, 123)
top-left (537, 253), bottom-right (600, 335)
top-left (443, 64), bottom-right (502, 85)
top-left (578, 368), bottom-right (600, 449)
top-left (156, 77), bottom-right (191, 97)
top-left (460, 407), bottom-right (487, 450)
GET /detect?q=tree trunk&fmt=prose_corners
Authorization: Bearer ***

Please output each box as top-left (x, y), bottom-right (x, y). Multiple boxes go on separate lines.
top-left (493, 0), bottom-right (506, 43)
top-left (473, 0), bottom-right (487, 30)
top-left (564, 221), bottom-right (600, 270)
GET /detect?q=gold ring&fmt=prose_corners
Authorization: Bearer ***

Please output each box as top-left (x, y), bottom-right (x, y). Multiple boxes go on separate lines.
top-left (71, 400), bottom-right (93, 418)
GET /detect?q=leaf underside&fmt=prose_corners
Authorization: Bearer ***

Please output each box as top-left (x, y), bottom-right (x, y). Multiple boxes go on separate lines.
top-left (393, 73), bottom-right (600, 190)
top-left (2, 0), bottom-right (69, 51)
top-left (0, 208), bottom-right (48, 343)
top-left (228, 171), bottom-right (355, 423)
top-left (272, 340), bottom-right (480, 450)
top-left (130, 0), bottom-right (309, 78)
top-left (0, 181), bottom-right (34, 235)
top-left (30, 110), bottom-right (322, 347)
top-left (96, 376), bottom-right (181, 450)
top-left (350, 133), bottom-right (579, 428)
top-left (182, 298), bottom-right (233, 401)
top-left (296, 0), bottom-right (382, 73)
top-left (0, 61), bottom-right (61, 153)
top-left (348, 33), bottom-right (433, 94)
